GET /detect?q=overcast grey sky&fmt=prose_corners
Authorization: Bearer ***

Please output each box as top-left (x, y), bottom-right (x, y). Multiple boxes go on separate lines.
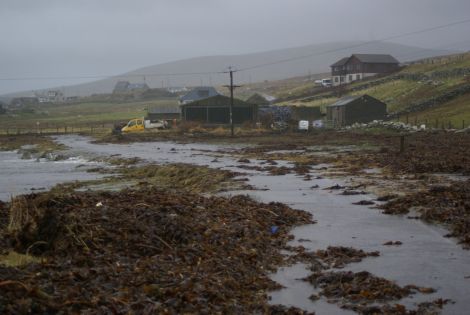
top-left (1, 0), bottom-right (470, 94)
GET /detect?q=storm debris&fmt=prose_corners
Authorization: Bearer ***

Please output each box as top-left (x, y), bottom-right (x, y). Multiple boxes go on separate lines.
top-left (323, 184), bottom-right (345, 190)
top-left (314, 247), bottom-right (380, 269)
top-left (304, 271), bottom-right (413, 302)
top-left (286, 246), bottom-right (379, 271)
top-left (0, 187), bottom-right (313, 314)
top-left (383, 241), bottom-right (403, 246)
top-left (352, 200), bottom-right (375, 206)
top-left (380, 180), bottom-right (470, 247)
top-left (237, 158), bottom-right (251, 163)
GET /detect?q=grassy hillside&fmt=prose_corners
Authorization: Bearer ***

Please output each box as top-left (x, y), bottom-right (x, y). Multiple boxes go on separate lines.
top-left (0, 99), bottom-right (178, 129)
top-left (2, 53), bottom-right (469, 130)
top-left (272, 53), bottom-right (470, 127)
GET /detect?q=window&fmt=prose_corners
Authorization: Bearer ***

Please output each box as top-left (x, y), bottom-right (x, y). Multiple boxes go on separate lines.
top-left (356, 65), bottom-right (361, 70)
top-left (349, 75), bottom-right (353, 81)
top-left (356, 74), bottom-right (361, 80)
top-left (340, 76), bottom-right (344, 82)
top-left (335, 77), bottom-right (339, 82)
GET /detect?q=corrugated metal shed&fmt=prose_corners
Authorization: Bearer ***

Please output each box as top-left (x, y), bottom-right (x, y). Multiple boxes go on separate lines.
top-left (327, 94), bottom-right (387, 127)
top-left (181, 95), bottom-right (258, 124)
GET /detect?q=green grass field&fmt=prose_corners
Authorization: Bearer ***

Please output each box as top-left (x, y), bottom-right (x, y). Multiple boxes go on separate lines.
top-left (0, 99), bottom-right (178, 129)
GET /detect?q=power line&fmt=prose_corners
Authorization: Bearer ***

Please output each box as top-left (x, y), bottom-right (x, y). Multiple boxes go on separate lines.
top-left (0, 70), bottom-right (225, 82)
top-left (1, 17), bottom-right (470, 82)
top-left (236, 17), bottom-right (470, 72)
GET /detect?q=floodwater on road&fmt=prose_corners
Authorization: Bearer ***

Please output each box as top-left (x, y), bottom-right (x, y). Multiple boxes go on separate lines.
top-left (2, 134), bottom-right (470, 314)
top-left (0, 150), bottom-right (103, 201)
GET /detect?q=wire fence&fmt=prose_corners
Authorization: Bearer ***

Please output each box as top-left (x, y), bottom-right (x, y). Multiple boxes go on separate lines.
top-left (0, 123), bottom-right (115, 136)
top-left (397, 115), bottom-right (467, 130)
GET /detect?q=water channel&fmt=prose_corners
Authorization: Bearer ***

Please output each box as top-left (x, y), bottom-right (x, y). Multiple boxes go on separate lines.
top-left (1, 134), bottom-right (469, 314)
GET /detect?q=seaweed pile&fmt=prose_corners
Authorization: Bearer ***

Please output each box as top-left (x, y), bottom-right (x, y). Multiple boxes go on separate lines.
top-left (304, 271), bottom-right (442, 314)
top-left (333, 132), bottom-right (470, 175)
top-left (0, 188), bottom-right (312, 314)
top-left (283, 246), bottom-right (442, 314)
top-left (380, 180), bottom-right (470, 247)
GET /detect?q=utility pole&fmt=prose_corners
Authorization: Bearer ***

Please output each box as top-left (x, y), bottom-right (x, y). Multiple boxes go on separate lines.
top-left (229, 68), bottom-right (234, 136)
top-left (223, 66), bottom-right (241, 137)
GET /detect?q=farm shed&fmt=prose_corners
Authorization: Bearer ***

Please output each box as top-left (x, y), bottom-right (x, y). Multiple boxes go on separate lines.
top-left (181, 95), bottom-right (258, 124)
top-left (326, 94), bottom-right (387, 127)
top-left (146, 106), bottom-right (181, 121)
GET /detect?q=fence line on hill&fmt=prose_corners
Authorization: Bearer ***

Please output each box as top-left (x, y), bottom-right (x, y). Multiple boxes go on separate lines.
top-left (0, 123), bottom-right (115, 136)
top-left (396, 115), bottom-right (468, 130)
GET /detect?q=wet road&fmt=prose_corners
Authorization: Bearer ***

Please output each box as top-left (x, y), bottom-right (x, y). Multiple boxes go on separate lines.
top-left (2, 134), bottom-right (470, 314)
top-left (0, 150), bottom-right (103, 201)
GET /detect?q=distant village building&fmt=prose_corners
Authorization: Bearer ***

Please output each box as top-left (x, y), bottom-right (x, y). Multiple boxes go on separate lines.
top-left (113, 81), bottom-right (131, 93)
top-left (34, 90), bottom-right (65, 103)
top-left (127, 83), bottom-right (149, 91)
top-left (48, 90), bottom-right (64, 103)
top-left (326, 94), bottom-right (387, 127)
top-left (181, 95), bottom-right (258, 124)
top-left (331, 54), bottom-right (399, 86)
top-left (167, 87), bottom-right (188, 94)
top-left (10, 97), bottom-right (39, 107)
top-left (179, 87), bottom-right (220, 105)
top-left (113, 81), bottom-right (149, 93)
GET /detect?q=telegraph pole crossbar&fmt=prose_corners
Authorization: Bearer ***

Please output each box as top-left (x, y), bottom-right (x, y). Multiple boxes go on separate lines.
top-left (223, 67), bottom-right (241, 137)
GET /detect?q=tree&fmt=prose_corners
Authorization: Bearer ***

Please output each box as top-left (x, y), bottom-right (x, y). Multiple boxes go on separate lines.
top-left (0, 103), bottom-right (6, 115)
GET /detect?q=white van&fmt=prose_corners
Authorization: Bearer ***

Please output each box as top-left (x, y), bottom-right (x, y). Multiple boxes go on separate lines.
top-left (321, 78), bottom-right (332, 87)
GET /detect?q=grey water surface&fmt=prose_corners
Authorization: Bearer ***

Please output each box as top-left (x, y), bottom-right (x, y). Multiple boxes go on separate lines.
top-left (2, 134), bottom-right (469, 314)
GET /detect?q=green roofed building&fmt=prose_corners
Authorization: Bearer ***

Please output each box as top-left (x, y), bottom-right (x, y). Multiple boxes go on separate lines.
top-left (181, 95), bottom-right (258, 124)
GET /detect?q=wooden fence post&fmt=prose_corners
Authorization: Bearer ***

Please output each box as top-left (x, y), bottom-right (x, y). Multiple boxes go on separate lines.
top-left (400, 135), bottom-right (405, 153)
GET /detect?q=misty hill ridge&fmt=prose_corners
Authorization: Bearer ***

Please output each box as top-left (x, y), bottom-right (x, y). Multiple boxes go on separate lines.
top-left (3, 41), bottom-right (455, 99)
